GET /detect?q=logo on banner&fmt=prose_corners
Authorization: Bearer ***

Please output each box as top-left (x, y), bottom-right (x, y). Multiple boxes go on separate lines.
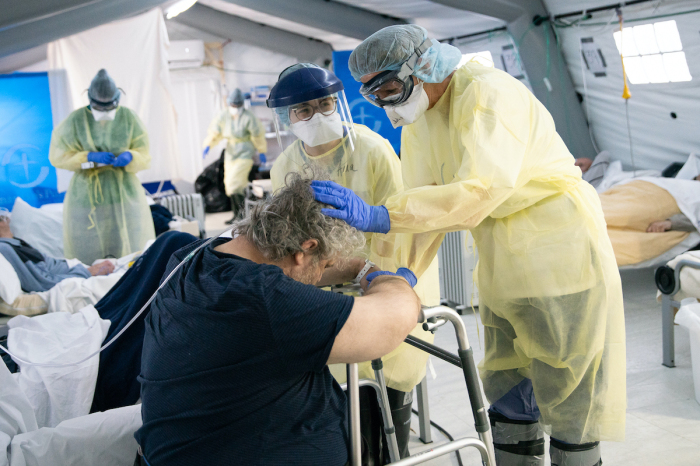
top-left (1, 144), bottom-right (50, 188)
top-left (349, 97), bottom-right (383, 133)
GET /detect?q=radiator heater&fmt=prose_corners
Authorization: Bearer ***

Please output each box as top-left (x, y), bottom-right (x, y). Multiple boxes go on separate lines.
top-left (158, 194), bottom-right (206, 236)
top-left (438, 231), bottom-right (479, 312)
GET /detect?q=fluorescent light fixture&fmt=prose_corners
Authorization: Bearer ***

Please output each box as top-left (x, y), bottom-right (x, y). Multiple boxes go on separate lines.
top-left (663, 51), bottom-right (692, 82)
top-left (166, 0), bottom-right (197, 19)
top-left (654, 20), bottom-right (683, 52)
top-left (613, 19), bottom-right (691, 84)
top-left (458, 51), bottom-right (494, 68)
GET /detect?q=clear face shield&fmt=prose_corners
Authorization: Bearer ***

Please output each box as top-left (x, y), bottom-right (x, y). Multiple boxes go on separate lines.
top-left (270, 90), bottom-right (356, 155)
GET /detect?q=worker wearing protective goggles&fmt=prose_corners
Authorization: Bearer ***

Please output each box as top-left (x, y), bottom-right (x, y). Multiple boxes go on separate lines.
top-left (312, 24), bottom-right (625, 466)
top-left (267, 64), bottom-right (440, 461)
top-left (49, 69), bottom-right (155, 264)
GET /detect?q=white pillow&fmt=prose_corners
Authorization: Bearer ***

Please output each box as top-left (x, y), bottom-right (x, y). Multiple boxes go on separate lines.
top-left (675, 153), bottom-right (700, 180)
top-left (10, 198), bottom-right (64, 259)
top-left (0, 253), bottom-right (22, 304)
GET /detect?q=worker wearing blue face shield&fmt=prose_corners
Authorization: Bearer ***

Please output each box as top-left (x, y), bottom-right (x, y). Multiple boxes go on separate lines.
top-left (267, 63), bottom-right (441, 460)
top-left (312, 24), bottom-right (625, 466)
top-left (203, 88), bottom-right (267, 224)
top-left (49, 69), bottom-right (155, 265)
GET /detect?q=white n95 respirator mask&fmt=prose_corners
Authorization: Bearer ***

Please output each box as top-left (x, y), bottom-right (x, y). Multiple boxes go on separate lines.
top-left (290, 112), bottom-right (344, 147)
top-left (92, 109), bottom-right (117, 121)
top-left (229, 107), bottom-right (240, 116)
top-left (384, 82), bottom-right (429, 128)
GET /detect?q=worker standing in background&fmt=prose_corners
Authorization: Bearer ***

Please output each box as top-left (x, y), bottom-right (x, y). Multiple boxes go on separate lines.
top-left (203, 88), bottom-right (267, 224)
top-left (49, 69), bottom-right (154, 265)
top-left (267, 63), bottom-right (440, 461)
top-left (313, 25), bottom-right (625, 466)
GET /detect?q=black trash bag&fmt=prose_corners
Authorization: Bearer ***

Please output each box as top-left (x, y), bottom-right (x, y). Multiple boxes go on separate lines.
top-left (662, 162), bottom-right (685, 178)
top-left (195, 149), bottom-right (231, 213)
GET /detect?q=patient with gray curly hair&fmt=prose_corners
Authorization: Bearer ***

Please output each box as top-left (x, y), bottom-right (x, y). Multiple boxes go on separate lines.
top-left (134, 172), bottom-right (421, 466)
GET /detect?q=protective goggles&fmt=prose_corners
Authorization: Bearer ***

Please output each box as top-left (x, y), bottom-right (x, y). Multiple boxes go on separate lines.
top-left (359, 38), bottom-right (436, 108)
top-left (89, 97), bottom-right (120, 111)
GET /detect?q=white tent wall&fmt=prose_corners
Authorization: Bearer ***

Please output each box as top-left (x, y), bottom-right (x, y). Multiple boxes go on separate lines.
top-left (167, 38), bottom-right (297, 187)
top-left (221, 41), bottom-right (297, 131)
top-left (170, 68), bottom-right (223, 186)
top-left (452, 30), bottom-right (533, 92)
top-left (555, 3), bottom-right (700, 170)
top-left (47, 8), bottom-right (182, 188)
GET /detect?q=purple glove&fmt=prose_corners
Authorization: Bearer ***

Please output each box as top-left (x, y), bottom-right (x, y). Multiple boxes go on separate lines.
top-left (87, 152), bottom-right (115, 165)
top-left (311, 180), bottom-right (390, 233)
top-left (366, 267), bottom-right (417, 288)
top-left (113, 151), bottom-right (133, 167)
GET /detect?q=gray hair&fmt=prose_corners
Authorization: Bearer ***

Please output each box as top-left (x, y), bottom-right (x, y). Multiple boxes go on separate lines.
top-left (232, 172), bottom-right (365, 262)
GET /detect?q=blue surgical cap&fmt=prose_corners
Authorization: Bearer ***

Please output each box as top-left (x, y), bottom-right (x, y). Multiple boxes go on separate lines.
top-left (88, 69), bottom-right (120, 109)
top-left (228, 88), bottom-right (245, 106)
top-left (348, 25), bottom-right (462, 84)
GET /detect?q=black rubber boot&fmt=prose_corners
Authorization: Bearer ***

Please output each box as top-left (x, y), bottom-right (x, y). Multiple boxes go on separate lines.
top-left (489, 410), bottom-right (545, 466)
top-left (225, 194), bottom-right (245, 225)
top-left (550, 438), bottom-right (602, 466)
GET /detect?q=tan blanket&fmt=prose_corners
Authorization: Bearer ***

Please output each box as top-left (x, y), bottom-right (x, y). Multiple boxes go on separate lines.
top-left (600, 181), bottom-right (689, 266)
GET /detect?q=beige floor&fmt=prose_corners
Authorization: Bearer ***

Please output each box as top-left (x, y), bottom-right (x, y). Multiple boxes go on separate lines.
top-left (406, 266), bottom-right (700, 465)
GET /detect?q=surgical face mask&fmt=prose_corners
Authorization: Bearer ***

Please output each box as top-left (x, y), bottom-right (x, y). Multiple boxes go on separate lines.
top-left (92, 108), bottom-right (117, 121)
top-left (290, 112), bottom-right (344, 148)
top-left (229, 106), bottom-right (240, 116)
top-left (384, 82), bottom-right (429, 128)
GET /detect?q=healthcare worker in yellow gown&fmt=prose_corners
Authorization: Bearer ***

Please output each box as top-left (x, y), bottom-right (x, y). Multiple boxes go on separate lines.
top-left (49, 69), bottom-right (155, 265)
top-left (312, 25), bottom-right (625, 466)
top-left (268, 63), bottom-right (440, 459)
top-left (203, 88), bottom-right (267, 224)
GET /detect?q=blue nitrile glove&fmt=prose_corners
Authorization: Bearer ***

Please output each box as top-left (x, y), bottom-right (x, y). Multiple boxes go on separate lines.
top-left (113, 151), bottom-right (133, 167)
top-left (311, 180), bottom-right (390, 233)
top-left (203, 146), bottom-right (210, 158)
top-left (259, 153), bottom-right (267, 164)
top-left (366, 268), bottom-right (417, 288)
top-left (87, 151), bottom-right (116, 165)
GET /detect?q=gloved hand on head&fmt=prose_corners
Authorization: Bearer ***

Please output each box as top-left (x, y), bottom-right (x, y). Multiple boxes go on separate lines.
top-left (87, 151), bottom-right (116, 165)
top-left (113, 151), bottom-right (133, 167)
top-left (366, 268), bottom-right (417, 288)
top-left (310, 180), bottom-right (390, 234)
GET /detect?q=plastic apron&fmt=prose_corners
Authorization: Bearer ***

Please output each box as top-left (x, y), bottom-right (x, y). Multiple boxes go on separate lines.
top-left (271, 123), bottom-right (440, 392)
top-left (204, 109), bottom-right (267, 196)
top-left (384, 64), bottom-right (626, 443)
top-left (49, 107), bottom-right (155, 265)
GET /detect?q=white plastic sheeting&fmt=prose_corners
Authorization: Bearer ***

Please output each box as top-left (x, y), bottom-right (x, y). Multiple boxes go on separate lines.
top-left (47, 8), bottom-right (182, 189)
top-left (7, 307), bottom-right (110, 428)
top-left (555, 3), bottom-right (700, 170)
top-left (9, 405), bottom-right (141, 466)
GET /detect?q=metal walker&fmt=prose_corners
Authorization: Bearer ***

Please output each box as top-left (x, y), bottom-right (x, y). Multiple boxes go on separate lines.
top-left (339, 301), bottom-right (496, 466)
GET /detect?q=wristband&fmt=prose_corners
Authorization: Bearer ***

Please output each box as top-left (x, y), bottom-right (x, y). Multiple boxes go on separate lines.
top-left (353, 259), bottom-right (375, 284)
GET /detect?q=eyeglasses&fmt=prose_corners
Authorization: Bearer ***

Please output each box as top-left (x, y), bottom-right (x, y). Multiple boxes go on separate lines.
top-left (290, 97), bottom-right (338, 121)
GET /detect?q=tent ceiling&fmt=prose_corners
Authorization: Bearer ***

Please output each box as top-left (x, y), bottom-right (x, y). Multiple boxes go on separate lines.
top-left (0, 0), bottom-right (170, 58)
top-left (197, 0), bottom-right (362, 50)
top-left (334, 0), bottom-right (506, 39)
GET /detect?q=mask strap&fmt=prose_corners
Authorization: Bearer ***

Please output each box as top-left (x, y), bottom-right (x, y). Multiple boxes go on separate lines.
top-left (397, 38), bottom-right (437, 80)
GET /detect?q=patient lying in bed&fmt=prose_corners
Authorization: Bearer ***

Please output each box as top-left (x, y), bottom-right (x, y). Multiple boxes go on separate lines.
top-left (0, 211), bottom-right (114, 293)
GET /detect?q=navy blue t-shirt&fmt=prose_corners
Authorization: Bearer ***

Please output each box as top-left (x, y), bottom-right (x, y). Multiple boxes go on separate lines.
top-left (135, 238), bottom-right (354, 465)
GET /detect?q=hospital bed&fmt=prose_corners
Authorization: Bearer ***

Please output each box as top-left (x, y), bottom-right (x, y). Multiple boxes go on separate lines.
top-left (655, 252), bottom-right (700, 367)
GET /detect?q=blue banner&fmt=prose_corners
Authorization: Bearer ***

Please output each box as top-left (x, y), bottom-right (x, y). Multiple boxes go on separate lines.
top-left (0, 72), bottom-right (63, 210)
top-left (333, 50), bottom-right (402, 155)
